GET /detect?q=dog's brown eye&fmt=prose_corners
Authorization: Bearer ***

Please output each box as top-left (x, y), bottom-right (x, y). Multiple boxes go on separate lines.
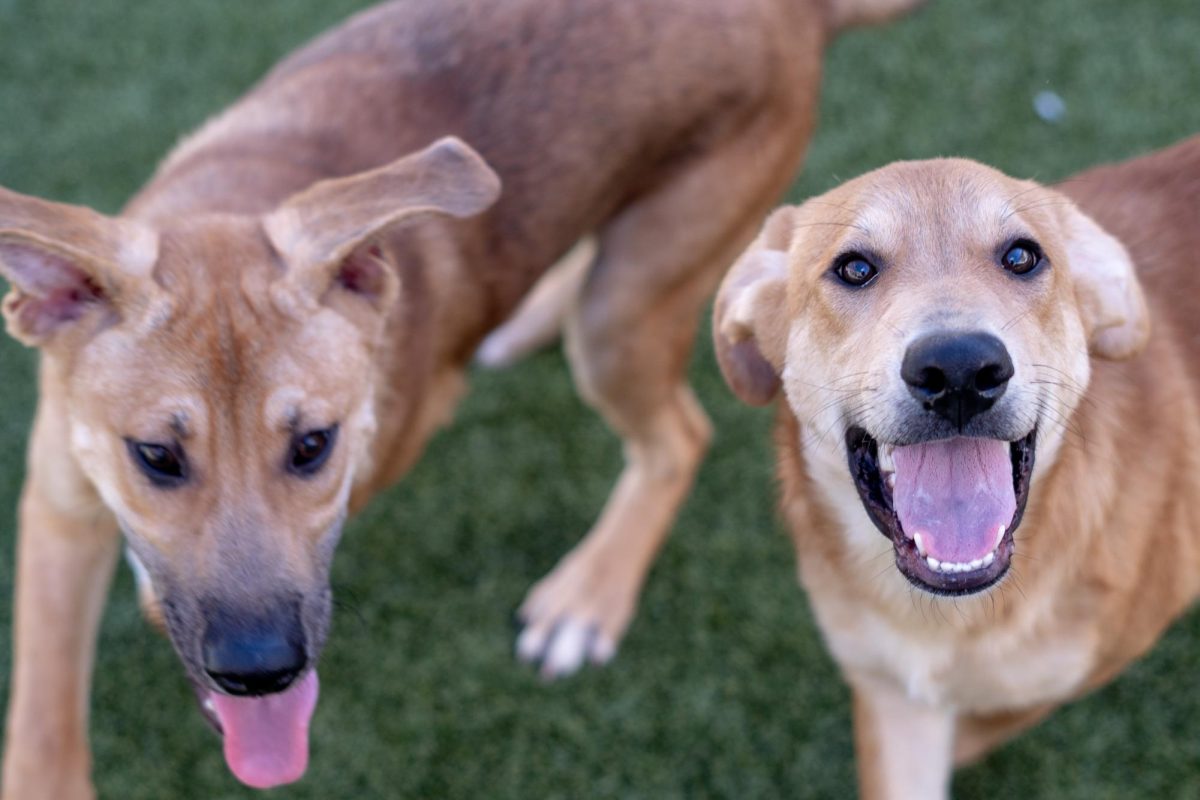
top-left (834, 254), bottom-right (878, 287)
top-left (1001, 240), bottom-right (1043, 275)
top-left (127, 440), bottom-right (188, 488)
top-left (289, 425), bottom-right (338, 476)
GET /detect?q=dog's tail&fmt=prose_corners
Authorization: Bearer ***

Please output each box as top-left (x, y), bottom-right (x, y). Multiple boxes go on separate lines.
top-left (474, 236), bottom-right (596, 369)
top-left (825, 0), bottom-right (926, 33)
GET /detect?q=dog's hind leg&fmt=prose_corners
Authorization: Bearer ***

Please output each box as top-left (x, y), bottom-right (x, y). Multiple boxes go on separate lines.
top-left (475, 237), bottom-right (596, 368)
top-left (2, 399), bottom-right (120, 800)
top-left (515, 117), bottom-right (806, 678)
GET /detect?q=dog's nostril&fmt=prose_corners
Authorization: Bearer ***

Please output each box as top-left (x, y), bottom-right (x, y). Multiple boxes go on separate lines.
top-left (975, 362), bottom-right (1012, 394)
top-left (917, 367), bottom-right (948, 395)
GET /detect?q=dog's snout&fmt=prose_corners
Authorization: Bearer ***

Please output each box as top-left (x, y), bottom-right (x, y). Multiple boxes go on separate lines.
top-left (901, 331), bottom-right (1014, 428)
top-left (203, 613), bottom-right (307, 697)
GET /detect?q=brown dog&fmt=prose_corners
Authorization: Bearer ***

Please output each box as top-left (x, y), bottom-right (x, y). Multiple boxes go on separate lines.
top-left (0, 0), bottom-right (923, 795)
top-left (713, 136), bottom-right (1200, 797)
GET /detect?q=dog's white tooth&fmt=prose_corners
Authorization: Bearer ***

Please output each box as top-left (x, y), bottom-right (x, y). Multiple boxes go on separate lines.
top-left (204, 698), bottom-right (215, 713)
top-left (969, 558), bottom-right (983, 570)
top-left (993, 524), bottom-right (1007, 550)
top-left (982, 552), bottom-right (995, 567)
top-left (887, 473), bottom-right (896, 490)
top-left (878, 445), bottom-right (895, 473)
top-left (927, 556), bottom-right (941, 571)
top-left (914, 532), bottom-right (927, 557)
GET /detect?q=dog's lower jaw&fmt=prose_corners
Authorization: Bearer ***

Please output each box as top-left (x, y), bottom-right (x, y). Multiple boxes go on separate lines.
top-left (892, 524), bottom-right (1015, 596)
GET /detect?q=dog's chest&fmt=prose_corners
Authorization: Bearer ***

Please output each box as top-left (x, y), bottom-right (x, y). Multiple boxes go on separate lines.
top-left (817, 595), bottom-right (1098, 713)
top-left (801, 440), bottom-right (1099, 713)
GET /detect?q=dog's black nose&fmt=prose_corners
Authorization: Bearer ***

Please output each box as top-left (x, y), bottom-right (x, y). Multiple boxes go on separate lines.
top-left (203, 615), bottom-right (306, 697)
top-left (901, 331), bottom-right (1014, 428)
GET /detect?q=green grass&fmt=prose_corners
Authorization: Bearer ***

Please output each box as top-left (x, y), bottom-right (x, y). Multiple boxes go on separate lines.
top-left (1, 0), bottom-right (1199, 796)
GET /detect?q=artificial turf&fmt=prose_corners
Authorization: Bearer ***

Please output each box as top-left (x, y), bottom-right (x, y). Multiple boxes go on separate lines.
top-left (0, 0), bottom-right (1198, 797)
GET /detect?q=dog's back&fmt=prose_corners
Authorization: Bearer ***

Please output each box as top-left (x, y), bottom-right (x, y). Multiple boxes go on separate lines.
top-left (1044, 137), bottom-right (1200, 673)
top-left (128, 0), bottom-right (831, 313)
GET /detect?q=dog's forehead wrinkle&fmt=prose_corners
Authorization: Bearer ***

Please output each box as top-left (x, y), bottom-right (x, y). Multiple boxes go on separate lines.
top-left (134, 235), bottom-right (338, 445)
top-left (152, 218), bottom-right (298, 339)
top-left (856, 161), bottom-right (1023, 256)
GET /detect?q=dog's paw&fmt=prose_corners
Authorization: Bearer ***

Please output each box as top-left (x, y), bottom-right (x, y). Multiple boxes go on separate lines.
top-left (515, 552), bottom-right (634, 679)
top-left (474, 328), bottom-right (528, 369)
top-left (516, 617), bottom-right (616, 679)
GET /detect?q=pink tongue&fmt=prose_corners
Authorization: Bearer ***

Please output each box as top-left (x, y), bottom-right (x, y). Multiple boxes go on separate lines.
top-left (211, 670), bottom-right (319, 789)
top-left (892, 438), bottom-right (1015, 563)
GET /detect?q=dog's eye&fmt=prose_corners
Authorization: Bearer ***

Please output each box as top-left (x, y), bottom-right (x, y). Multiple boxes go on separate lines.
top-left (833, 254), bottom-right (878, 287)
top-left (127, 440), bottom-right (188, 487)
top-left (1001, 240), bottom-right (1043, 275)
top-left (289, 425), bottom-right (338, 476)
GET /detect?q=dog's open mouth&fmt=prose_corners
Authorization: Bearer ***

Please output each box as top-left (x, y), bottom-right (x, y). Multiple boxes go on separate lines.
top-left (189, 671), bottom-right (319, 789)
top-left (846, 426), bottom-right (1036, 595)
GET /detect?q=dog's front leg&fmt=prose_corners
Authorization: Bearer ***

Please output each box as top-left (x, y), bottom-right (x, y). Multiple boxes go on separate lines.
top-left (2, 420), bottom-right (120, 800)
top-left (852, 678), bottom-right (956, 800)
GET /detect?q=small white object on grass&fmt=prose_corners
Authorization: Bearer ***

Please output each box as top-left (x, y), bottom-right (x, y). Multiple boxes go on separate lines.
top-left (1034, 90), bottom-right (1066, 123)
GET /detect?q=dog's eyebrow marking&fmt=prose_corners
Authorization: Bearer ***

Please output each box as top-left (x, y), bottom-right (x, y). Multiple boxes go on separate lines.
top-left (170, 412), bottom-right (191, 440)
top-left (263, 386), bottom-right (311, 433)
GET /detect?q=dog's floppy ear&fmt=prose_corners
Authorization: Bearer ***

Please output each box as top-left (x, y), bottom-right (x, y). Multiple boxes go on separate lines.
top-left (0, 186), bottom-right (158, 347)
top-left (713, 207), bottom-right (795, 405)
top-left (264, 136), bottom-right (501, 309)
top-left (1055, 200), bottom-right (1149, 360)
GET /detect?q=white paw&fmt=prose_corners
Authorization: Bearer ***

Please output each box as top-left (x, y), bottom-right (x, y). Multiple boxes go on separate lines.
top-left (516, 617), bottom-right (617, 679)
top-left (473, 330), bottom-right (522, 369)
top-left (515, 551), bottom-right (635, 679)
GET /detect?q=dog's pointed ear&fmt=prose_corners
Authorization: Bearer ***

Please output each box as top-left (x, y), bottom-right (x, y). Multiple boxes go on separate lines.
top-left (713, 207), bottom-right (795, 406)
top-left (1056, 200), bottom-right (1149, 360)
top-left (0, 186), bottom-right (158, 347)
top-left (264, 136), bottom-right (501, 309)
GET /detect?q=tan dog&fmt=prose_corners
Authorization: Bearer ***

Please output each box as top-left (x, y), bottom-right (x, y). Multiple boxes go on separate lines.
top-left (713, 136), bottom-right (1200, 798)
top-left (0, 0), bottom-right (924, 795)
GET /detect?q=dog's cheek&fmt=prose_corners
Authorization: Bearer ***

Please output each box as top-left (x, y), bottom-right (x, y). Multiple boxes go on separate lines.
top-left (1038, 294), bottom-right (1093, 392)
top-left (127, 547), bottom-right (168, 632)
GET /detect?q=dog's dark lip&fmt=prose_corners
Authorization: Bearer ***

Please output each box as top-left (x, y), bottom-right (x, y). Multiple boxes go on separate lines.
top-left (189, 678), bottom-right (223, 736)
top-left (845, 425), bottom-right (1037, 596)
